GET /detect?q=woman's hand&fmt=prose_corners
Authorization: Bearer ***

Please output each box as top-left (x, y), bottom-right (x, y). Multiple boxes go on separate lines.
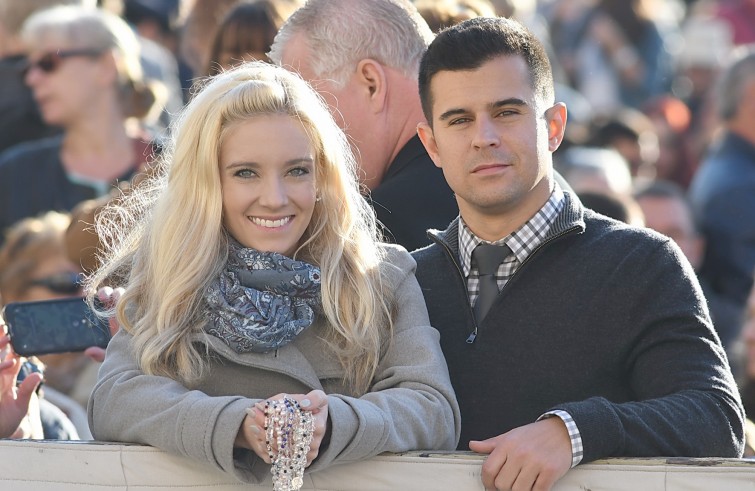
top-left (235, 390), bottom-right (330, 466)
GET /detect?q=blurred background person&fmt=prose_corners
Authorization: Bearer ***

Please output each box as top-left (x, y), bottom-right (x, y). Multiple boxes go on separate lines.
top-left (577, 191), bottom-right (645, 226)
top-left (205, 0), bottom-right (298, 75)
top-left (180, 0), bottom-right (302, 85)
top-left (119, 0), bottom-right (187, 133)
top-left (554, 146), bottom-right (634, 197)
top-left (689, 45), bottom-right (755, 326)
top-left (0, 5), bottom-right (163, 242)
top-left (588, 107), bottom-right (660, 182)
top-left (414, 0), bottom-right (496, 33)
top-left (179, 0), bottom-right (243, 83)
top-left (0, 0), bottom-right (90, 155)
top-left (641, 95), bottom-right (697, 189)
top-left (714, 0), bottom-right (755, 46)
top-left (672, 10), bottom-right (733, 176)
top-left (0, 211), bottom-right (96, 438)
top-left (0, 212), bottom-right (85, 439)
top-left (546, 0), bottom-right (678, 116)
top-left (635, 180), bottom-right (743, 364)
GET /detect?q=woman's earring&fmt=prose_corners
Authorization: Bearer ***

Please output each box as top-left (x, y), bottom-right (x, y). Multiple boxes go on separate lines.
top-left (316, 195), bottom-right (322, 202)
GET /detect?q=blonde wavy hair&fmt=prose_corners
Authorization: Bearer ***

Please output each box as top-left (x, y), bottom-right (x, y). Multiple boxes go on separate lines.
top-left (87, 62), bottom-right (394, 392)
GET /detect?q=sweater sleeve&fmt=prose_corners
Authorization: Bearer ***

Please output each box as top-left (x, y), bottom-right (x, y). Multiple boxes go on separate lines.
top-left (88, 330), bottom-right (267, 483)
top-left (307, 246), bottom-right (461, 470)
top-left (554, 238), bottom-right (745, 462)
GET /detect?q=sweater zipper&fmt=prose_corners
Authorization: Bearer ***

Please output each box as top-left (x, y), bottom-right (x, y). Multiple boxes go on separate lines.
top-left (434, 238), bottom-right (480, 343)
top-left (434, 224), bottom-right (581, 344)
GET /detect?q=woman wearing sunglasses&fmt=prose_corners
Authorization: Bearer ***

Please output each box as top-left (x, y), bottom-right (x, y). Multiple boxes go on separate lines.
top-left (0, 5), bottom-right (162, 241)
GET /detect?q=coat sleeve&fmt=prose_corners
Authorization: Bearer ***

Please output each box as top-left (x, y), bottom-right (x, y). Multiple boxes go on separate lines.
top-left (308, 246), bottom-right (461, 470)
top-left (555, 238), bottom-right (746, 462)
top-left (87, 329), bottom-right (266, 483)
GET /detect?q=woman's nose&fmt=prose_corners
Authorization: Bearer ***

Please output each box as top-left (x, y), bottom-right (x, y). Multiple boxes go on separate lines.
top-left (259, 178), bottom-right (289, 208)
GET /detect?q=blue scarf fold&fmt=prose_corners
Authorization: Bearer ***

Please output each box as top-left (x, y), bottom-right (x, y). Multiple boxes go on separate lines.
top-left (204, 243), bottom-right (322, 353)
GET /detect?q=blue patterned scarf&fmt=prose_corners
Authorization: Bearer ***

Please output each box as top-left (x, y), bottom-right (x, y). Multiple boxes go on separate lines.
top-left (204, 243), bottom-right (322, 353)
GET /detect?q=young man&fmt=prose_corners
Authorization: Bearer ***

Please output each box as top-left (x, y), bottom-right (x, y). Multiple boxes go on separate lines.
top-left (413, 17), bottom-right (744, 491)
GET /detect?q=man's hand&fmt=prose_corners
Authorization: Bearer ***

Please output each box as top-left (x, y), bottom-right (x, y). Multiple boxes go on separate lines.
top-left (469, 417), bottom-right (573, 491)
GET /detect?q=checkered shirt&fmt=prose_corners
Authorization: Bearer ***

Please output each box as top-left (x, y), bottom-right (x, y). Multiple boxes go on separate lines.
top-left (459, 184), bottom-right (583, 467)
top-left (459, 185), bottom-right (565, 304)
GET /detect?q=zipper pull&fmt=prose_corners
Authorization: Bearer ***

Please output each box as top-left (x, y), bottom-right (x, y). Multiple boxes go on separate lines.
top-left (466, 328), bottom-right (477, 344)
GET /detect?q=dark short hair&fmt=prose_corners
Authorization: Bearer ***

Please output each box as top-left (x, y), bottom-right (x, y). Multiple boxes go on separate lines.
top-left (418, 16), bottom-right (554, 123)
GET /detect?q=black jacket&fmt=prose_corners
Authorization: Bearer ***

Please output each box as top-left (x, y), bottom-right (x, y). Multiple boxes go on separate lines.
top-left (369, 135), bottom-right (457, 252)
top-left (412, 191), bottom-right (745, 461)
top-left (0, 135), bottom-right (147, 237)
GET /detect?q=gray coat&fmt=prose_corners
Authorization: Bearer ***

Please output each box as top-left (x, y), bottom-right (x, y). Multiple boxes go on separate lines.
top-left (88, 246), bottom-right (460, 483)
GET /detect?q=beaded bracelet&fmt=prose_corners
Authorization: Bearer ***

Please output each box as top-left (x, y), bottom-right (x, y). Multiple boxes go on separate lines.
top-left (263, 396), bottom-right (315, 491)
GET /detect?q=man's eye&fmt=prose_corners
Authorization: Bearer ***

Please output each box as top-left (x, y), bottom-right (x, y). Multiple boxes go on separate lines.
top-left (496, 110), bottom-right (516, 117)
top-left (449, 117), bottom-right (471, 125)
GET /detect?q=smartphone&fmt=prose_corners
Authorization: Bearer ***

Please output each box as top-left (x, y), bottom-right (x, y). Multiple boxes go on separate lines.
top-left (3, 297), bottom-right (111, 357)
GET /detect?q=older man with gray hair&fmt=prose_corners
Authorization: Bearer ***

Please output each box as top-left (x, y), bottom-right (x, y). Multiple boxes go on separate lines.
top-left (268, 0), bottom-right (458, 251)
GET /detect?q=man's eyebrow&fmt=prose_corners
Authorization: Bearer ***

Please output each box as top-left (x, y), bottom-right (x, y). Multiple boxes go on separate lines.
top-left (438, 108), bottom-right (467, 122)
top-left (490, 98), bottom-right (528, 109)
top-left (437, 98), bottom-right (529, 121)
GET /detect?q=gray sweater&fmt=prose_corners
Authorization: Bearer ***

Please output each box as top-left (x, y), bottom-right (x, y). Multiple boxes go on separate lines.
top-left (88, 245), bottom-right (460, 483)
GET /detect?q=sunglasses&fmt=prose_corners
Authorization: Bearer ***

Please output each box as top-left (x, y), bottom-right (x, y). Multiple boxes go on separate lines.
top-left (23, 49), bottom-right (103, 77)
top-left (27, 272), bottom-right (84, 294)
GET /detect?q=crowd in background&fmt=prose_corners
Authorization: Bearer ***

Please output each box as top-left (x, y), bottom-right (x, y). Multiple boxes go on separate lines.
top-left (0, 0), bottom-right (754, 448)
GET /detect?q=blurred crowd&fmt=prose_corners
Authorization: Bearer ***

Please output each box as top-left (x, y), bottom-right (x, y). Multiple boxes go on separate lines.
top-left (0, 0), bottom-right (754, 449)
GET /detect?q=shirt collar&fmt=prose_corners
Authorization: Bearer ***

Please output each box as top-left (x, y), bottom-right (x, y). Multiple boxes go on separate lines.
top-left (459, 183), bottom-right (565, 277)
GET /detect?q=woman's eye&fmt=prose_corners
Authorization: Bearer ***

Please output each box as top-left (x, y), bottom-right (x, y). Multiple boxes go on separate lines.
top-left (234, 169), bottom-right (255, 178)
top-left (288, 167), bottom-right (310, 177)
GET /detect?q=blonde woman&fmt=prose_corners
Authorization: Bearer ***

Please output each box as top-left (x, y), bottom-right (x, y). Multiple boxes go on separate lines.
top-left (0, 5), bottom-right (161, 235)
top-left (86, 62), bottom-right (460, 484)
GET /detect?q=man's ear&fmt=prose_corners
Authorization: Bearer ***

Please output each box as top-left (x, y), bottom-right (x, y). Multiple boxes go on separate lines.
top-left (356, 58), bottom-right (387, 113)
top-left (546, 102), bottom-right (568, 152)
top-left (417, 122), bottom-right (442, 169)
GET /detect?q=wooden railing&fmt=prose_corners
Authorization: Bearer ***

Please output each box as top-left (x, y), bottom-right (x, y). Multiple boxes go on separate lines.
top-left (1, 440), bottom-right (754, 490)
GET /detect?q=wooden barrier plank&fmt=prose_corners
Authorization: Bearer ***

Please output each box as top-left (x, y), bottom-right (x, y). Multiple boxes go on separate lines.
top-left (1, 441), bottom-right (754, 490)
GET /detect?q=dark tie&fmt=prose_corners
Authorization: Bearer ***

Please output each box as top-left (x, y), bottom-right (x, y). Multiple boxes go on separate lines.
top-left (472, 243), bottom-right (511, 322)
